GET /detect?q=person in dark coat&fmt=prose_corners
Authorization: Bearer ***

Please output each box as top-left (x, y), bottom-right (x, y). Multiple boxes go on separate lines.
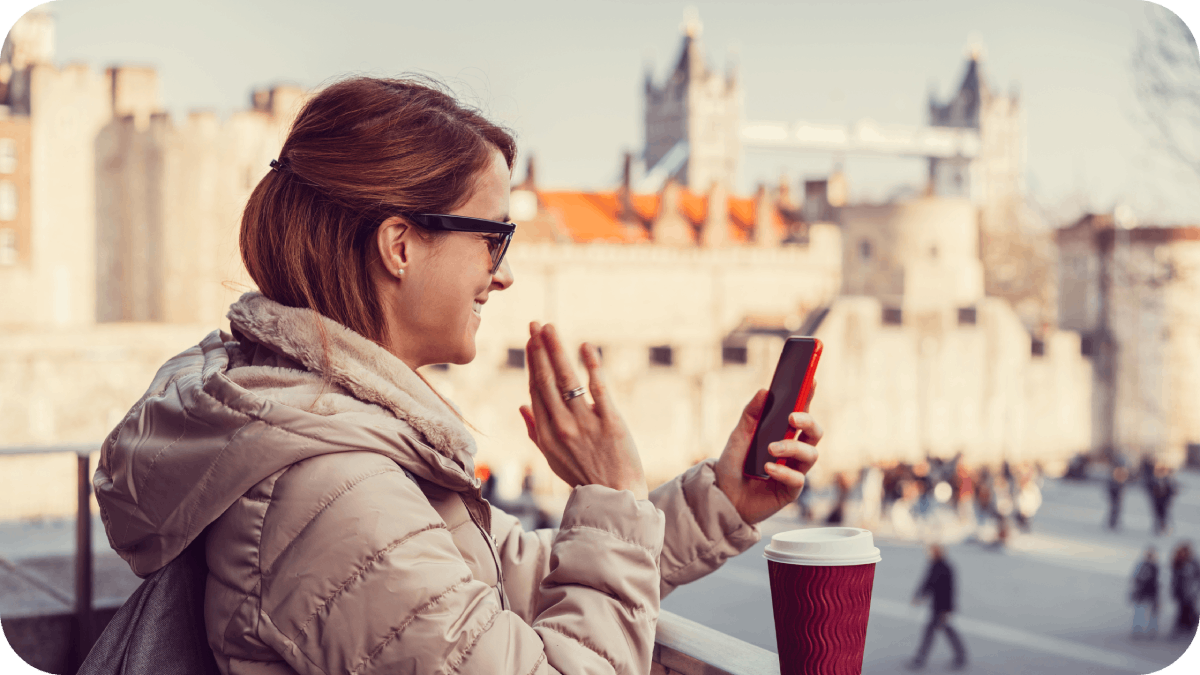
top-left (1131, 546), bottom-right (1160, 639)
top-left (1149, 465), bottom-right (1178, 535)
top-left (1107, 466), bottom-right (1128, 530)
top-left (908, 544), bottom-right (967, 670)
top-left (1171, 543), bottom-right (1200, 639)
top-left (824, 472), bottom-right (851, 525)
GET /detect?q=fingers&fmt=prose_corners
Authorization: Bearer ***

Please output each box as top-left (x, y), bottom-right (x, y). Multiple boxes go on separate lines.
top-left (526, 328), bottom-right (561, 446)
top-left (527, 323), bottom-right (572, 424)
top-left (768, 439), bottom-right (819, 473)
top-left (764, 461), bottom-right (806, 491)
top-left (540, 324), bottom-right (589, 407)
top-left (580, 342), bottom-right (613, 419)
top-left (787, 411), bottom-right (825, 446)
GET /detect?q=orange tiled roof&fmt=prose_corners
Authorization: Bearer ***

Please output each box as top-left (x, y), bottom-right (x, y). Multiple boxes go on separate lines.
top-left (530, 189), bottom-right (791, 244)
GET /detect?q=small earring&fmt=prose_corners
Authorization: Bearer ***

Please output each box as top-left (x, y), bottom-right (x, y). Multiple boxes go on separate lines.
top-left (396, 268), bottom-right (405, 276)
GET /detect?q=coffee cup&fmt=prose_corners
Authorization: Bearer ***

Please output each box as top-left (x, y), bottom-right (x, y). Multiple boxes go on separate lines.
top-left (764, 527), bottom-right (881, 675)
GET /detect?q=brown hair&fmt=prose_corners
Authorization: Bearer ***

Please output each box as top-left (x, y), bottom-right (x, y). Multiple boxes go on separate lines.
top-left (239, 76), bottom-right (516, 424)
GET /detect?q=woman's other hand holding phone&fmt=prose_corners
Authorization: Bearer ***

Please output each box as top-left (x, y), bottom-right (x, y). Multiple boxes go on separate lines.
top-left (519, 322), bottom-right (649, 500)
top-left (714, 388), bottom-right (823, 525)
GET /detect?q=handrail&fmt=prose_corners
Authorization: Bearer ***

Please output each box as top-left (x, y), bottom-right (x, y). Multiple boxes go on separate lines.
top-left (654, 610), bottom-right (780, 675)
top-left (0, 443), bottom-right (100, 671)
top-left (0, 442), bottom-right (98, 456)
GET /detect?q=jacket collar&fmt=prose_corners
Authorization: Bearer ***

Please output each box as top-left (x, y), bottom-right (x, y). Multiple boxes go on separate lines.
top-left (225, 292), bottom-right (478, 464)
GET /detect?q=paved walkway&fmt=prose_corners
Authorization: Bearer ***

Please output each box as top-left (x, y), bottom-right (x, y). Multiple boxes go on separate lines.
top-left (663, 469), bottom-right (1200, 674)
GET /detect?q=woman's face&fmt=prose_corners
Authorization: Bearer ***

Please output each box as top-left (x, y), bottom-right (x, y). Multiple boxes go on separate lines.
top-left (374, 148), bottom-right (514, 370)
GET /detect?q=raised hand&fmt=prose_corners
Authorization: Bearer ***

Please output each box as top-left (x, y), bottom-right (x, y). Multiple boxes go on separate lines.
top-left (518, 322), bottom-right (648, 500)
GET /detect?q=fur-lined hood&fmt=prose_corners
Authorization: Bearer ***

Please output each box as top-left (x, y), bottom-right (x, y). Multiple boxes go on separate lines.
top-left (95, 292), bottom-right (480, 576)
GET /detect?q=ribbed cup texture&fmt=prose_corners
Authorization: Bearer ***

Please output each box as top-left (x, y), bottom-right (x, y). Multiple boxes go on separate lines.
top-left (768, 561), bottom-right (876, 675)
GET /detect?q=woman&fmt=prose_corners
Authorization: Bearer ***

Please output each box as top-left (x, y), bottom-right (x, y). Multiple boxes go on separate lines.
top-left (93, 77), bottom-right (822, 675)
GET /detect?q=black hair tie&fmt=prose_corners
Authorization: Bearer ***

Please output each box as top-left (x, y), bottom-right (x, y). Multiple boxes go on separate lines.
top-left (269, 158), bottom-right (288, 172)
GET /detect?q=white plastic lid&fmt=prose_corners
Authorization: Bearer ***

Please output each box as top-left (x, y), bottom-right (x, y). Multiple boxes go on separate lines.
top-left (763, 527), bottom-right (882, 566)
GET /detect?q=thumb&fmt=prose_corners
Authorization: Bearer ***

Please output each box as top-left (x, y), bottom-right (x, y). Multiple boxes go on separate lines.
top-left (519, 405), bottom-right (537, 443)
top-left (738, 389), bottom-right (770, 433)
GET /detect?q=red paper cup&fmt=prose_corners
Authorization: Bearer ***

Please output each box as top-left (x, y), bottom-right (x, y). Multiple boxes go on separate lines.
top-left (764, 527), bottom-right (881, 675)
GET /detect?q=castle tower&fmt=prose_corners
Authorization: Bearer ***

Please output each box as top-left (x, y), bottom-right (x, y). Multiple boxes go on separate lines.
top-left (643, 11), bottom-right (741, 190)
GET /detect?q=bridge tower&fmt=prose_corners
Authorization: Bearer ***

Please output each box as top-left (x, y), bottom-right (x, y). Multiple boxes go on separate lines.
top-left (927, 46), bottom-right (1025, 207)
top-left (643, 11), bottom-right (741, 190)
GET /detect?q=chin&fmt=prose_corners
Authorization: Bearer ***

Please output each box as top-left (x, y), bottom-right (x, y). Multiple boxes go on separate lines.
top-left (449, 340), bottom-right (477, 365)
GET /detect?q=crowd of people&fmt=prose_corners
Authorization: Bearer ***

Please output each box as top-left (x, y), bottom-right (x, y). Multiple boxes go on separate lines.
top-left (800, 454), bottom-right (1046, 548)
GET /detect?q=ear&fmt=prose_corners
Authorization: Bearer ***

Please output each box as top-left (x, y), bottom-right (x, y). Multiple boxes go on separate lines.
top-left (376, 216), bottom-right (412, 274)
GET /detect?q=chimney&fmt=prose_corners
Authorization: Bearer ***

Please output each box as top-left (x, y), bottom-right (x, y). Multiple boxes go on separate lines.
top-left (651, 179), bottom-right (692, 246)
top-left (510, 155), bottom-right (539, 222)
top-left (700, 181), bottom-right (728, 248)
top-left (754, 184), bottom-right (780, 247)
top-left (518, 155), bottom-right (537, 192)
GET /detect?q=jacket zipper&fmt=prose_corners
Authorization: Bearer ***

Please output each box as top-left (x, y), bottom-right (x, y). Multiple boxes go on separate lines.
top-left (464, 492), bottom-right (509, 611)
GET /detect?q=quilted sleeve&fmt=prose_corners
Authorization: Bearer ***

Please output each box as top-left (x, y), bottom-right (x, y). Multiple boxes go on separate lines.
top-left (649, 459), bottom-right (761, 598)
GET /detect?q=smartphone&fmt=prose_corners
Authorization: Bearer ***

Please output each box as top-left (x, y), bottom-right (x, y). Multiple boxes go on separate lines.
top-left (742, 337), bottom-right (823, 481)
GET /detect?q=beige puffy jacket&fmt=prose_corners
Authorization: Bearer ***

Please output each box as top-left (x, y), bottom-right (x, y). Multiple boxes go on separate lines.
top-left (95, 293), bottom-right (760, 675)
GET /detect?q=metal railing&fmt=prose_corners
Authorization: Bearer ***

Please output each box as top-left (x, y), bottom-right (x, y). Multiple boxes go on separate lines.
top-left (2, 444), bottom-right (780, 675)
top-left (0, 443), bottom-right (100, 673)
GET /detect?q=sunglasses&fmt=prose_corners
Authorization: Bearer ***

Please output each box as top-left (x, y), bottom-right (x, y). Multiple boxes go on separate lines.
top-left (405, 213), bottom-right (515, 275)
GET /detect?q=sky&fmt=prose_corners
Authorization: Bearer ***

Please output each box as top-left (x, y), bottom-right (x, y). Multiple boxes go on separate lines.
top-left (18, 0), bottom-right (1200, 225)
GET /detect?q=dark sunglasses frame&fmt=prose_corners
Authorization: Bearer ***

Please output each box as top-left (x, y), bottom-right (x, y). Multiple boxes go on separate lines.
top-left (405, 213), bottom-right (515, 275)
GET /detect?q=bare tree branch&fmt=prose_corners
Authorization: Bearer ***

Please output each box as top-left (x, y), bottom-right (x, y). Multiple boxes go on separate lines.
top-left (1132, 3), bottom-right (1200, 179)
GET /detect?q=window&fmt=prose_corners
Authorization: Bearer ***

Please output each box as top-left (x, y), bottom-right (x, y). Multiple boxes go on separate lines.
top-left (506, 348), bottom-right (525, 369)
top-left (0, 139), bottom-right (15, 174)
top-left (882, 307), bottom-right (903, 326)
top-left (0, 181), bottom-right (15, 221)
top-left (649, 345), bottom-right (673, 367)
top-left (1031, 338), bottom-right (1045, 357)
top-left (0, 228), bottom-right (15, 265)
top-left (957, 307), bottom-right (977, 326)
top-left (722, 345), bottom-right (748, 365)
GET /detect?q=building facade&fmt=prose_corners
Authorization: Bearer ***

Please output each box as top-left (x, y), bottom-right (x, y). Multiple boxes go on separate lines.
top-left (1057, 214), bottom-right (1200, 466)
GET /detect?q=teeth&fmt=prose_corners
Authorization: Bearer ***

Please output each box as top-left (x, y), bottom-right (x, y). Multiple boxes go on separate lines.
top-left (473, 302), bottom-right (482, 316)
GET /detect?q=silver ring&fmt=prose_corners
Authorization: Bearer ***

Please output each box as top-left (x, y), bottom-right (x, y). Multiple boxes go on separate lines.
top-left (561, 386), bottom-right (586, 402)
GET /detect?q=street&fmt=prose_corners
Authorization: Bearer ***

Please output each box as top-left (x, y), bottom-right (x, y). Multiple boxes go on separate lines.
top-left (663, 470), bottom-right (1200, 674)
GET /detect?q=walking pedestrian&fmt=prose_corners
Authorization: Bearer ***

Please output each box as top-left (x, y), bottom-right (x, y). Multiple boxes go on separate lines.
top-left (860, 463), bottom-right (884, 528)
top-left (1149, 464), bottom-right (1178, 535)
top-left (825, 472), bottom-right (851, 525)
top-left (1130, 547), bottom-right (1161, 639)
top-left (1014, 473), bottom-right (1042, 533)
top-left (907, 544), bottom-right (968, 670)
top-left (1107, 466), bottom-right (1128, 530)
top-left (1170, 543), bottom-right (1200, 639)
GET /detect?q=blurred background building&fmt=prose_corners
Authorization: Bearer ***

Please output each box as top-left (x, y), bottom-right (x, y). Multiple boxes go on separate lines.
top-left (0, 6), bottom-right (1194, 515)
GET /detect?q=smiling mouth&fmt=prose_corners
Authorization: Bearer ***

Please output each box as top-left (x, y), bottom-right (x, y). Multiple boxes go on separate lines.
top-left (472, 301), bottom-right (483, 316)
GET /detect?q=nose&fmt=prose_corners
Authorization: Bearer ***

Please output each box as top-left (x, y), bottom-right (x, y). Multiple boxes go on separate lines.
top-left (492, 256), bottom-right (514, 290)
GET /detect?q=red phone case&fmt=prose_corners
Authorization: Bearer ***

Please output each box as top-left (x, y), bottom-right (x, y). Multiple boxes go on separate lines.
top-left (744, 338), bottom-right (823, 481)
